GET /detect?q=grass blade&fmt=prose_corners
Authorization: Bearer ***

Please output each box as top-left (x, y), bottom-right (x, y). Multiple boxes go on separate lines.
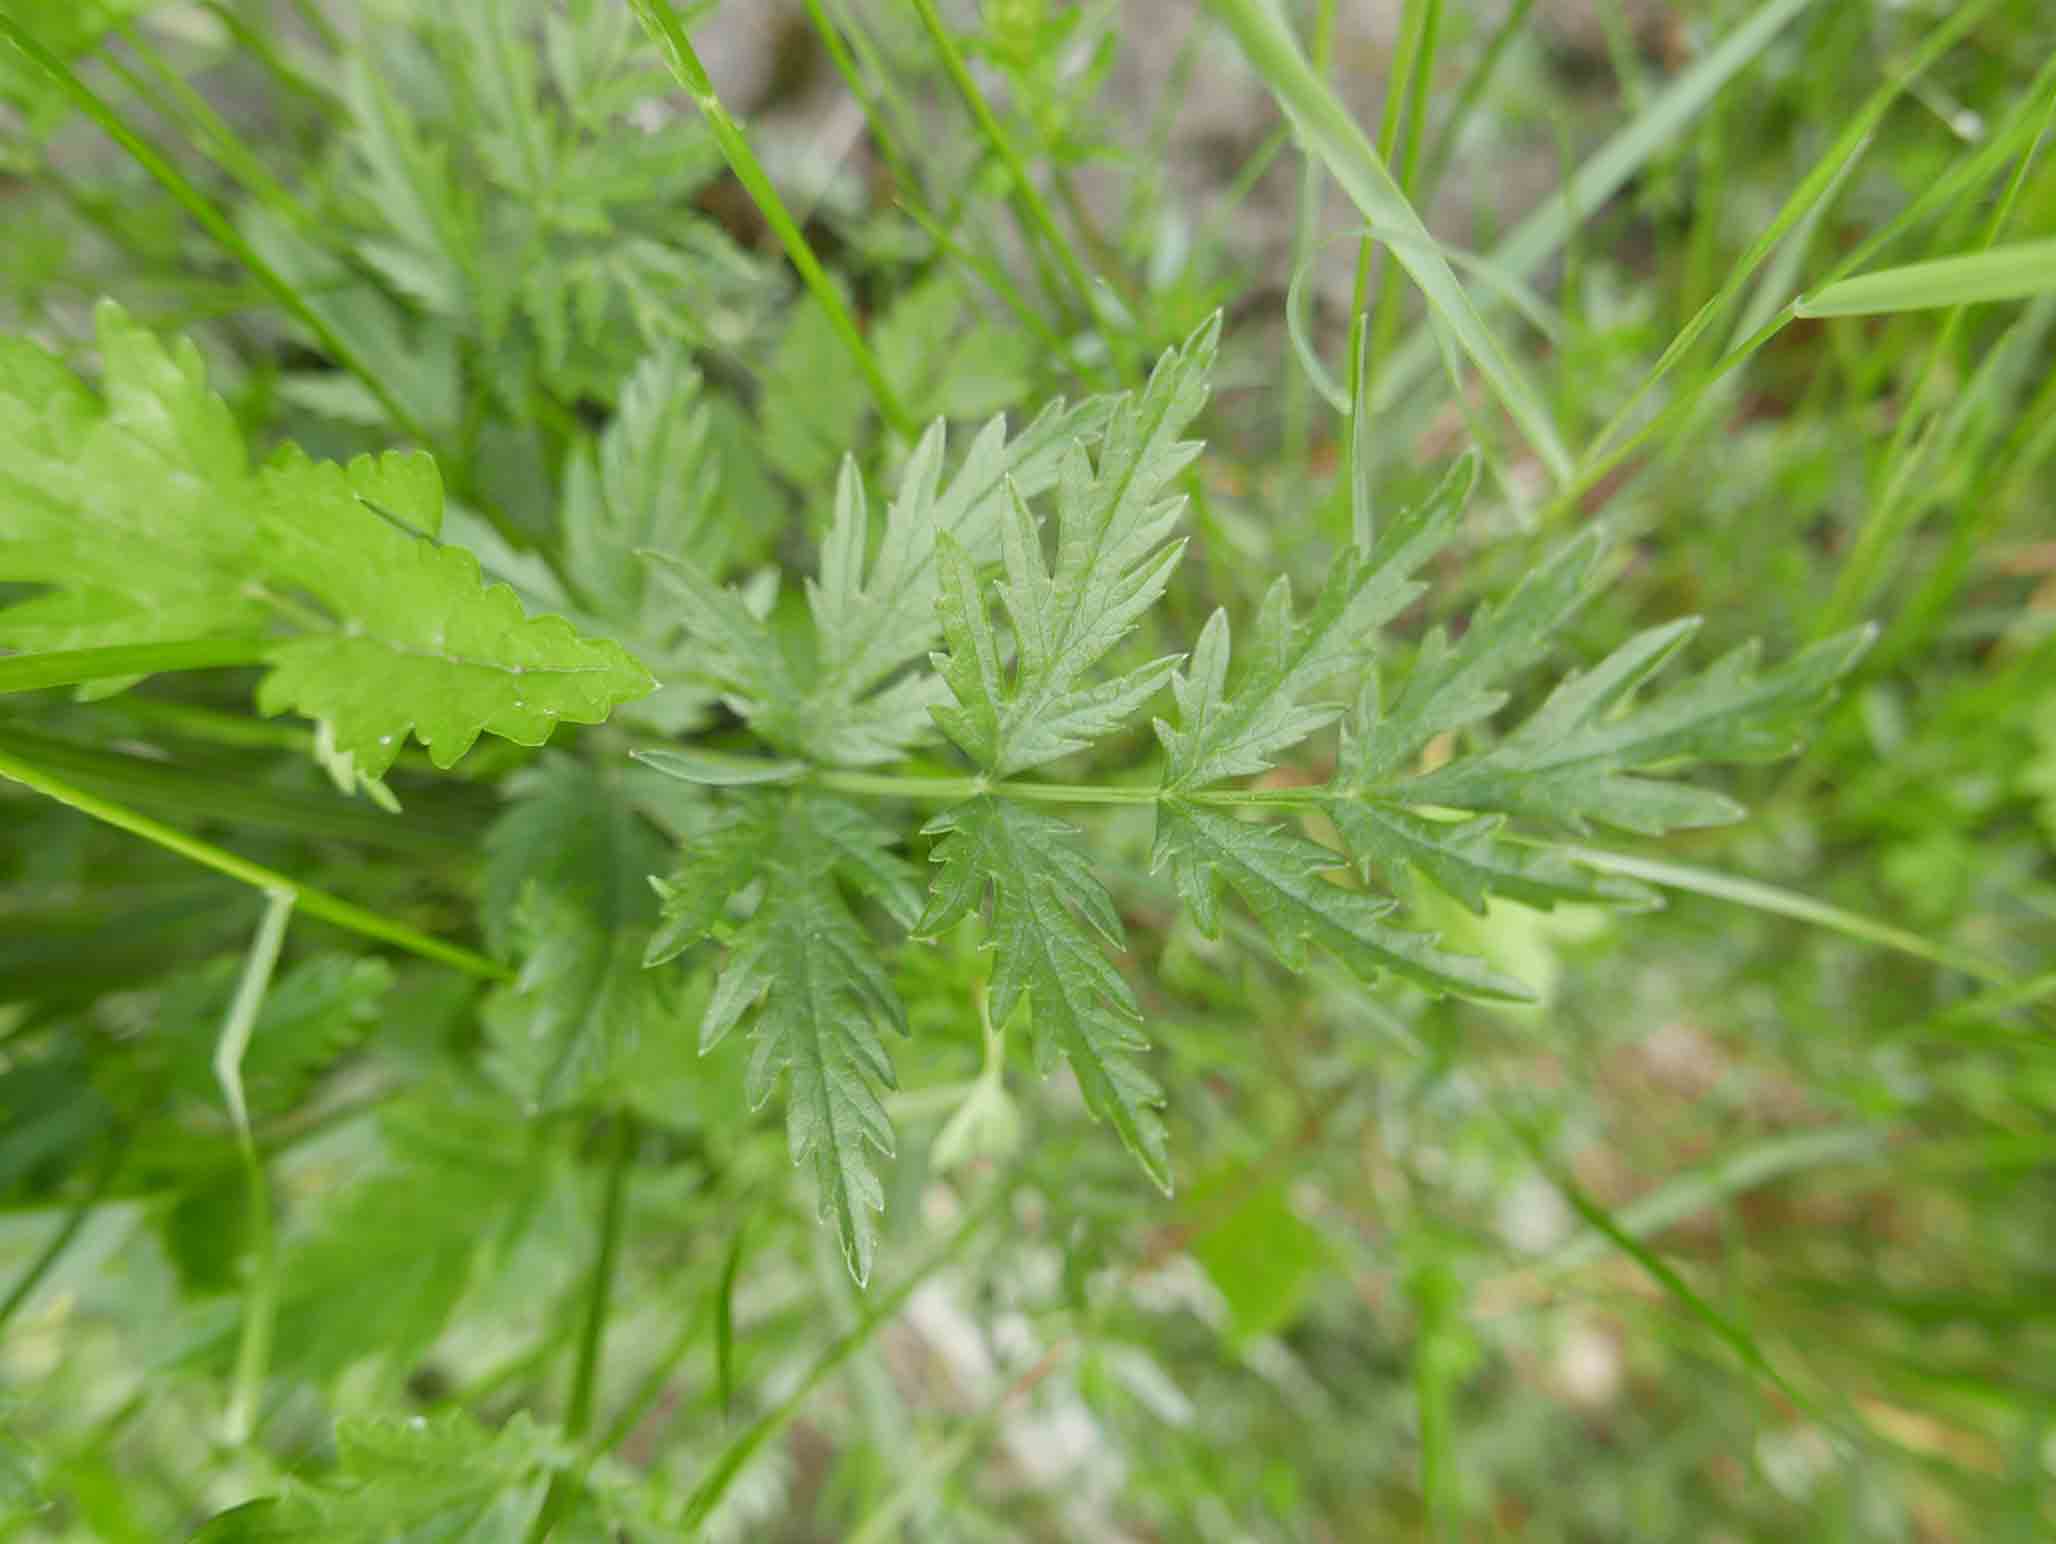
top-left (0, 639), bottom-right (271, 695)
top-left (715, 1218), bottom-right (750, 1420)
top-left (0, 744), bottom-right (507, 980)
top-left (1798, 238), bottom-right (2056, 316)
top-left (1375, 0), bottom-right (1818, 413)
top-left (218, 889), bottom-right (294, 1446)
top-left (1207, 0), bottom-right (1571, 483)
top-left (0, 13), bottom-right (428, 443)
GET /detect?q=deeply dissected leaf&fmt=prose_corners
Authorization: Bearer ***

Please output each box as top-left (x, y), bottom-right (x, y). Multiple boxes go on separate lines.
top-left (481, 757), bottom-right (676, 1109)
top-left (194, 1410), bottom-right (566, 1541)
top-left (1159, 456), bottom-right (1474, 792)
top-left (934, 315), bottom-right (1218, 776)
top-left (1343, 524), bottom-right (1602, 787)
top-left (561, 345), bottom-right (721, 628)
top-left (1329, 800), bottom-right (1657, 915)
top-left (268, 1095), bottom-right (531, 1384)
top-left (919, 798), bottom-right (1171, 1192)
top-left (803, 395), bottom-right (1107, 764)
top-left (657, 792), bottom-right (922, 1284)
top-left (1154, 802), bottom-right (1534, 1002)
top-left (647, 392), bottom-right (1108, 767)
top-left (1401, 623), bottom-right (1876, 834)
top-left (0, 303), bottom-right (653, 777)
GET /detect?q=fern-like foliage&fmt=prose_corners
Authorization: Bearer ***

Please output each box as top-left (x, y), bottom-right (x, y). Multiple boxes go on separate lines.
top-left (920, 798), bottom-right (1169, 1189)
top-left (194, 1410), bottom-right (572, 1541)
top-left (639, 318), bottom-right (1871, 1279)
top-left (933, 317), bottom-right (1215, 776)
top-left (645, 391), bottom-right (1109, 768)
top-left (480, 757), bottom-right (680, 1110)
top-left (646, 792), bottom-right (922, 1284)
top-left (0, 303), bottom-right (652, 776)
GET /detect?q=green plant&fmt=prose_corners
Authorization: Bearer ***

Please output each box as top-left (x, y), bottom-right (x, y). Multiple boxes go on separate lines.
top-left (3, 1), bottom-right (2053, 1538)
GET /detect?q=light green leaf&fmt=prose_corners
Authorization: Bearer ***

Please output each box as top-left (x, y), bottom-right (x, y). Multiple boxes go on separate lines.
top-left (0, 303), bottom-right (654, 777)
top-left (918, 797), bottom-right (1170, 1192)
top-left (255, 446), bottom-right (654, 776)
top-left (935, 316), bottom-right (1218, 776)
top-left (1159, 456), bottom-right (1473, 791)
top-left (675, 793), bottom-right (920, 1284)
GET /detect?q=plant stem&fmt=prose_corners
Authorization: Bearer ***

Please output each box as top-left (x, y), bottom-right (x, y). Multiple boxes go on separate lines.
top-left (526, 1111), bottom-right (637, 1544)
top-left (1559, 845), bottom-right (2015, 986)
top-left (1815, 82), bottom-right (2054, 635)
top-left (0, 15), bottom-right (428, 444)
top-left (799, 0), bottom-right (920, 206)
top-left (630, 0), bottom-right (917, 438)
top-left (680, 1179), bottom-right (1006, 1531)
top-left (220, 890), bottom-right (296, 1446)
top-left (904, 0), bottom-right (1136, 379)
top-left (0, 1138), bottom-right (124, 1337)
top-left (0, 638), bottom-right (272, 695)
top-left (1281, 0), bottom-right (1339, 499)
top-left (1362, 0), bottom-right (1442, 406)
top-left (568, 1113), bottom-right (635, 1441)
top-left (0, 746), bottom-right (507, 980)
top-left (1418, 0), bottom-right (1536, 205)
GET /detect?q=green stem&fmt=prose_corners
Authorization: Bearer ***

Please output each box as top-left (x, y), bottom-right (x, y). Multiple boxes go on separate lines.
top-left (284, 0), bottom-right (343, 55)
top-left (1815, 73), bottom-right (2055, 635)
top-left (814, 765), bottom-right (2016, 987)
top-left (630, 0), bottom-right (917, 438)
top-left (527, 1112), bottom-right (636, 1544)
top-left (1362, 0), bottom-right (1442, 405)
top-left (0, 1138), bottom-right (124, 1336)
top-left (680, 1181), bottom-right (1005, 1531)
top-left (567, 1113), bottom-right (635, 1441)
top-left (799, 0), bottom-right (919, 205)
top-left (0, 15), bottom-right (428, 444)
top-left (0, 747), bottom-right (507, 980)
top-left (220, 890), bottom-right (295, 1446)
top-left (0, 638), bottom-right (272, 695)
top-left (113, 19), bottom-right (313, 231)
top-left (1282, 0), bottom-right (1340, 497)
top-left (905, 0), bottom-right (1135, 379)
top-left (1418, 0), bottom-right (1535, 205)
top-left (1211, 0), bottom-right (1570, 483)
